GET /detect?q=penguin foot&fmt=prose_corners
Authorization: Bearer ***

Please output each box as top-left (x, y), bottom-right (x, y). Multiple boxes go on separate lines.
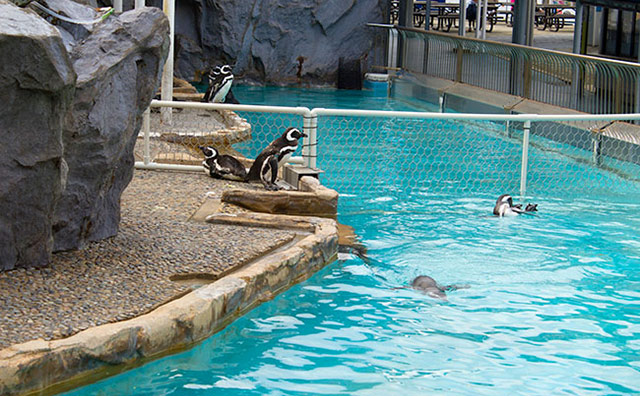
top-left (263, 183), bottom-right (280, 191)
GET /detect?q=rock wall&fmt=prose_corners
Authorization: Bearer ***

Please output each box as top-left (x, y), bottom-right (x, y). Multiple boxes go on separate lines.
top-left (0, 0), bottom-right (76, 270)
top-left (53, 7), bottom-right (170, 251)
top-left (0, 1), bottom-right (169, 269)
top-left (145, 0), bottom-right (385, 85)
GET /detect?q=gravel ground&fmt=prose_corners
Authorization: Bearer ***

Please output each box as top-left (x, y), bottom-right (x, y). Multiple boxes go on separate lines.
top-left (0, 170), bottom-right (296, 350)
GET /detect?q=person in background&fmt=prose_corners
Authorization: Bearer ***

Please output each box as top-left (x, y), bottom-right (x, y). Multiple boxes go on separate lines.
top-left (466, 0), bottom-right (478, 32)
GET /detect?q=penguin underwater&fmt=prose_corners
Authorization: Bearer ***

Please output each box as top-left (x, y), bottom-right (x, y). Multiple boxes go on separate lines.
top-left (199, 146), bottom-right (247, 181)
top-left (203, 65), bottom-right (238, 104)
top-left (493, 194), bottom-right (538, 217)
top-left (408, 275), bottom-right (469, 300)
top-left (247, 127), bottom-right (307, 190)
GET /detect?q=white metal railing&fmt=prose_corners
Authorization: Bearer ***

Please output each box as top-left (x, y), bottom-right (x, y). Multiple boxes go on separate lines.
top-left (137, 100), bottom-right (640, 197)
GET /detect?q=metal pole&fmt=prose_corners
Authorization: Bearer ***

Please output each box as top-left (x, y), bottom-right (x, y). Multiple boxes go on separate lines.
top-left (572, 0), bottom-right (584, 54)
top-left (520, 120), bottom-right (531, 197)
top-left (135, 0), bottom-right (145, 9)
top-left (161, 0), bottom-right (175, 125)
top-left (459, 0), bottom-right (467, 36)
top-left (425, 0), bottom-right (432, 31)
top-left (143, 107), bottom-right (151, 165)
top-left (476, 0), bottom-right (482, 38)
top-left (113, 0), bottom-right (122, 13)
top-left (481, 0), bottom-right (488, 39)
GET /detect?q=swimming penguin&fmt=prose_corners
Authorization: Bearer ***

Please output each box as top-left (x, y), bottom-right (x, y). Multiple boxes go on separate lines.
top-left (493, 194), bottom-right (538, 217)
top-left (247, 127), bottom-right (308, 190)
top-left (408, 275), bottom-right (469, 300)
top-left (203, 65), bottom-right (234, 104)
top-left (199, 146), bottom-right (247, 181)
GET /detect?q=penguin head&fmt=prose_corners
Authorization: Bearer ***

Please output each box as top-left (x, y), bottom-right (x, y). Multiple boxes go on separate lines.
top-left (199, 146), bottom-right (218, 159)
top-left (496, 194), bottom-right (514, 207)
top-left (493, 194), bottom-right (514, 216)
top-left (284, 127), bottom-right (308, 142)
top-left (220, 65), bottom-right (233, 75)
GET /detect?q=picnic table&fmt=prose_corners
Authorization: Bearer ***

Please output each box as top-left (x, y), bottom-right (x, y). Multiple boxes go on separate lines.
top-left (536, 4), bottom-right (576, 31)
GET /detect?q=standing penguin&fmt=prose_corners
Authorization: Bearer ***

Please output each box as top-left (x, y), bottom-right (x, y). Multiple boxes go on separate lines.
top-left (203, 65), bottom-right (235, 104)
top-left (199, 146), bottom-right (247, 181)
top-left (493, 194), bottom-right (538, 217)
top-left (247, 127), bottom-right (307, 190)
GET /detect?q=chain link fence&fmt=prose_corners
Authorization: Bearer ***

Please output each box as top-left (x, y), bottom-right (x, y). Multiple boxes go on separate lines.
top-left (314, 114), bottom-right (640, 202)
top-left (137, 101), bottom-right (640, 202)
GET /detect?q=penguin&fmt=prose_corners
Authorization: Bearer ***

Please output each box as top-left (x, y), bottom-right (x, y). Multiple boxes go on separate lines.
top-left (203, 65), bottom-right (234, 104)
top-left (199, 146), bottom-right (247, 181)
top-left (247, 127), bottom-right (308, 190)
top-left (493, 194), bottom-right (538, 217)
top-left (402, 275), bottom-right (469, 300)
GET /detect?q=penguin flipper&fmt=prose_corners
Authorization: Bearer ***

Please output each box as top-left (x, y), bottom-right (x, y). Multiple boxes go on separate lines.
top-left (442, 284), bottom-right (471, 291)
top-left (224, 90), bottom-right (240, 104)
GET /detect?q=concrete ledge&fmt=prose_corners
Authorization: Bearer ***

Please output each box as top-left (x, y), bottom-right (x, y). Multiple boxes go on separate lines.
top-left (0, 213), bottom-right (338, 396)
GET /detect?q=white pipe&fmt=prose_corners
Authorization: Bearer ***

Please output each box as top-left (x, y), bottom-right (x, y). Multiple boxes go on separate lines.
top-left (143, 107), bottom-right (151, 165)
top-left (113, 0), bottom-right (122, 13)
top-left (150, 100), bottom-right (311, 115)
top-left (520, 120), bottom-right (531, 197)
top-left (160, 0), bottom-right (175, 125)
top-left (311, 107), bottom-right (640, 122)
top-left (134, 157), bottom-right (303, 171)
top-left (135, 0), bottom-right (145, 8)
top-left (135, 162), bottom-right (202, 172)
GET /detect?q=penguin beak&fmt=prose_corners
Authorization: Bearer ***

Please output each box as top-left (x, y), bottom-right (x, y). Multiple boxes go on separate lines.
top-left (301, 132), bottom-right (308, 138)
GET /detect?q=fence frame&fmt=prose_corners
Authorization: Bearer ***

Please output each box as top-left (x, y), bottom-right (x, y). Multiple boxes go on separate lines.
top-left (382, 25), bottom-right (640, 115)
top-left (138, 100), bottom-right (640, 196)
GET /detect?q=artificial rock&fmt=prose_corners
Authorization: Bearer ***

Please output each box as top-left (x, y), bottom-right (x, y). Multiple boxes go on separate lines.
top-left (0, 0), bottom-right (169, 269)
top-left (0, 0), bottom-right (76, 270)
top-left (53, 6), bottom-right (169, 251)
top-left (148, 0), bottom-right (384, 85)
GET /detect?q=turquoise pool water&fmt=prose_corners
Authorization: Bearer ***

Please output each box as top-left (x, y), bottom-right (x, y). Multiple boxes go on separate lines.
top-left (64, 87), bottom-right (640, 395)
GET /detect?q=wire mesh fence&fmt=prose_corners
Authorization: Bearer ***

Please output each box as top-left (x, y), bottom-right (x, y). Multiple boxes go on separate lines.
top-left (137, 101), bottom-right (640, 203)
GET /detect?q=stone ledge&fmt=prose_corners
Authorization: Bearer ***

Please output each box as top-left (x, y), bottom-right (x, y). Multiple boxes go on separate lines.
top-left (0, 213), bottom-right (338, 396)
top-left (222, 176), bottom-right (339, 217)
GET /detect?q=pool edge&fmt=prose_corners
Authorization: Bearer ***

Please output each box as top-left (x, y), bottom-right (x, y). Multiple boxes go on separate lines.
top-left (0, 214), bottom-right (338, 396)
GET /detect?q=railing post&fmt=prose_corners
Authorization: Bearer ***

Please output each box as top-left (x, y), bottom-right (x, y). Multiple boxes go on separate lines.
top-left (161, 0), bottom-right (175, 125)
top-left (303, 111), bottom-right (318, 168)
top-left (143, 107), bottom-right (151, 165)
top-left (456, 43), bottom-right (463, 82)
top-left (520, 120), bottom-right (531, 197)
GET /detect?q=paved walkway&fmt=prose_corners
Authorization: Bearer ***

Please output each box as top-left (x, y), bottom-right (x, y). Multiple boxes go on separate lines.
top-left (428, 15), bottom-right (599, 55)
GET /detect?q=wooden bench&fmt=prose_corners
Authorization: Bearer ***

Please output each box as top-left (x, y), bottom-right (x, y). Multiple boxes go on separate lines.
top-left (544, 14), bottom-right (575, 31)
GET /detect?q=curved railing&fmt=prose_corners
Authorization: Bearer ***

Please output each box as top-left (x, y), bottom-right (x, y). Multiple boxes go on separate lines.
top-left (396, 26), bottom-right (640, 114)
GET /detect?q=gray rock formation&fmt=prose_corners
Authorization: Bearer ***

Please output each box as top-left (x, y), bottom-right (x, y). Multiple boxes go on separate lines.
top-left (147, 0), bottom-right (384, 85)
top-left (0, 0), bottom-right (168, 269)
top-left (53, 6), bottom-right (169, 251)
top-left (0, 0), bottom-right (76, 270)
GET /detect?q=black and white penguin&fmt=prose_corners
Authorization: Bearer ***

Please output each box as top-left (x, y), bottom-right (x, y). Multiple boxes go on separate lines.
top-left (199, 146), bottom-right (247, 181)
top-left (246, 127), bottom-right (308, 190)
top-left (410, 275), bottom-right (469, 300)
top-left (203, 65), bottom-right (234, 104)
top-left (493, 194), bottom-right (538, 217)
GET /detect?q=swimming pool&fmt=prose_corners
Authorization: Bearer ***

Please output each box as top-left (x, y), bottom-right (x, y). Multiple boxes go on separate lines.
top-left (64, 86), bottom-right (640, 395)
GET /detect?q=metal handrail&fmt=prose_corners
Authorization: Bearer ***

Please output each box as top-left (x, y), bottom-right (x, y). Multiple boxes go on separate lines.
top-left (396, 26), bottom-right (640, 68)
top-left (393, 26), bottom-right (640, 114)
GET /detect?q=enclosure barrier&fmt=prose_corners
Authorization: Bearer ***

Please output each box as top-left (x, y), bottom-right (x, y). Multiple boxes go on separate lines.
top-left (137, 100), bottom-right (640, 198)
top-left (394, 26), bottom-right (640, 115)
